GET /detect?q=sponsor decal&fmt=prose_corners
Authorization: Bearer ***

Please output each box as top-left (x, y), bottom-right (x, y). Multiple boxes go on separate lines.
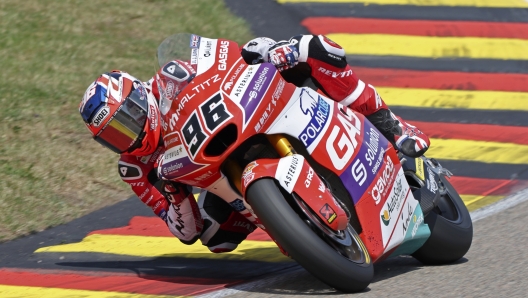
top-left (218, 40), bottom-right (229, 71)
top-left (203, 40), bottom-right (213, 57)
top-left (351, 159), bottom-right (367, 187)
top-left (233, 220), bottom-right (256, 232)
top-left (149, 104), bottom-right (157, 131)
top-left (162, 162), bottom-right (183, 176)
top-left (165, 80), bottom-right (175, 99)
top-left (319, 203), bottom-right (337, 224)
top-left (118, 161), bottom-right (143, 180)
top-left (272, 78), bottom-right (285, 102)
top-left (298, 93), bottom-right (331, 148)
top-left (92, 106), bottom-right (110, 127)
top-left (138, 188), bottom-right (150, 200)
top-left (234, 66), bottom-right (254, 98)
top-left (224, 63), bottom-right (245, 91)
top-left (191, 48), bottom-right (198, 65)
top-left (317, 67), bottom-right (353, 78)
top-left (371, 156), bottom-right (395, 205)
top-left (365, 128), bottom-right (380, 168)
top-left (411, 213), bottom-right (424, 238)
top-left (276, 155), bottom-right (303, 193)
top-left (326, 110), bottom-right (362, 171)
top-left (164, 135), bottom-right (180, 147)
top-left (194, 170), bottom-right (214, 182)
top-left (283, 155), bottom-right (299, 188)
top-left (190, 34), bottom-right (200, 48)
top-left (128, 182), bottom-right (145, 187)
top-left (401, 202), bottom-right (414, 236)
top-left (381, 210), bottom-right (391, 226)
top-left (415, 158), bottom-right (425, 180)
top-left (145, 195), bottom-right (154, 205)
top-left (239, 65), bottom-right (273, 124)
top-left (426, 167), bottom-right (438, 193)
top-left (371, 147), bottom-right (385, 175)
top-left (318, 181), bottom-right (326, 193)
top-left (379, 178), bottom-right (404, 226)
top-left (160, 156), bottom-right (205, 180)
top-left (339, 119), bottom-right (390, 204)
top-left (163, 145), bottom-right (185, 163)
top-left (139, 155), bottom-right (150, 164)
top-left (242, 161), bottom-right (258, 187)
top-left (304, 167), bottom-right (314, 188)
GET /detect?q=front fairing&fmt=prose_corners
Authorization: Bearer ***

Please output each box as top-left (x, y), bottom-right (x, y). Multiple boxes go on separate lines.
top-left (156, 33), bottom-right (297, 187)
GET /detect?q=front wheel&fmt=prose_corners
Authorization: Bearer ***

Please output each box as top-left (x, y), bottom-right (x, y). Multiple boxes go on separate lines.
top-left (246, 178), bottom-right (373, 293)
top-left (412, 175), bottom-right (473, 265)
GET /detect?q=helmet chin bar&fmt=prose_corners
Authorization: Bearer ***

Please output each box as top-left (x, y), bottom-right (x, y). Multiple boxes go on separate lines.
top-left (127, 130), bottom-right (147, 153)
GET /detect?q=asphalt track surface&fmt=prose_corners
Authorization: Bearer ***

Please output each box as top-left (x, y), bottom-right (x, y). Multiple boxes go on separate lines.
top-left (2, 0), bottom-right (528, 297)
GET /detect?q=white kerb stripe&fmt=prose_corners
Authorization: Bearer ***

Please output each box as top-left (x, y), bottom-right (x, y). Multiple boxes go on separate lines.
top-left (340, 79), bottom-right (365, 106)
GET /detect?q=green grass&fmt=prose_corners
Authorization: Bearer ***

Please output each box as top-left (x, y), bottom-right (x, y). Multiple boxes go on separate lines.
top-left (0, 0), bottom-right (254, 242)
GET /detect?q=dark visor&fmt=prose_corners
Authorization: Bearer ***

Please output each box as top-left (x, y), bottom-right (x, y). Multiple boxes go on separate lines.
top-left (94, 86), bottom-right (149, 154)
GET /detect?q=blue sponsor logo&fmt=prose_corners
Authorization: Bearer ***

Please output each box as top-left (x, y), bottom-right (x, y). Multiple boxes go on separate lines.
top-left (299, 95), bottom-right (330, 147)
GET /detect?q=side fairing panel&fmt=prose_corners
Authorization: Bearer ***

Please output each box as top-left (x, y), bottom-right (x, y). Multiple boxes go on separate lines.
top-left (264, 86), bottom-right (428, 262)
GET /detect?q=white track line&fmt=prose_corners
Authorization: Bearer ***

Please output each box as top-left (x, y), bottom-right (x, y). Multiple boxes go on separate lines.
top-left (196, 266), bottom-right (303, 298)
top-left (470, 187), bottom-right (528, 222)
top-left (198, 187), bottom-right (528, 297)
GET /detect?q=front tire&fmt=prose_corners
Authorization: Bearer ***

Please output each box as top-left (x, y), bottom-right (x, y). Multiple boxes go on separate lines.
top-left (412, 175), bottom-right (473, 265)
top-left (246, 178), bottom-right (373, 293)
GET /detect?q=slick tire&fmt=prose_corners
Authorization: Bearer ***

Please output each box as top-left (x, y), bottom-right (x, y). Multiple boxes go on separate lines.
top-left (412, 175), bottom-right (473, 265)
top-left (246, 178), bottom-right (373, 293)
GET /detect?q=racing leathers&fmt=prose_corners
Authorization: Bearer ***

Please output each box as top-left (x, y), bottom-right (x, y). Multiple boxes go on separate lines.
top-left (241, 35), bottom-right (430, 158)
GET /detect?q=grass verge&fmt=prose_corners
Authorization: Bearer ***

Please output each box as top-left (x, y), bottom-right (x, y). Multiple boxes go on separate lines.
top-left (0, 0), bottom-right (254, 242)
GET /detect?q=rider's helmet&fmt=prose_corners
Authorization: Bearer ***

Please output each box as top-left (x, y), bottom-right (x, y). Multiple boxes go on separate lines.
top-left (79, 71), bottom-right (161, 156)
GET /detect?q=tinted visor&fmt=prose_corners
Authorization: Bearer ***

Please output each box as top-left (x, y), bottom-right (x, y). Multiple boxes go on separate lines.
top-left (94, 86), bottom-right (149, 154)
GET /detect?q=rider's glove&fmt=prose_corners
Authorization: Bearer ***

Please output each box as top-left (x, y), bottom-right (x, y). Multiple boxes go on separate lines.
top-left (267, 41), bottom-right (300, 72)
top-left (393, 116), bottom-right (430, 158)
top-left (162, 181), bottom-right (203, 245)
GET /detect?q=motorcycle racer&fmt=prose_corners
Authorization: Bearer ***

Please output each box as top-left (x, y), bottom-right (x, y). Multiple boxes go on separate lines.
top-left (79, 33), bottom-right (429, 253)
top-left (79, 70), bottom-right (256, 253)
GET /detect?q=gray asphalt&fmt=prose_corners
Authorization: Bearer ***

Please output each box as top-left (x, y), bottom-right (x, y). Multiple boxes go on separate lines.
top-left (204, 199), bottom-right (528, 298)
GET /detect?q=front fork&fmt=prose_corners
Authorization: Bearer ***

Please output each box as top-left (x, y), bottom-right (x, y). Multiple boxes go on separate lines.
top-left (227, 134), bottom-right (349, 232)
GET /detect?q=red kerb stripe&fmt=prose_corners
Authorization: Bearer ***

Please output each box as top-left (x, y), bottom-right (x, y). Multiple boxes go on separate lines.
top-left (303, 17), bottom-right (528, 39)
top-left (411, 121), bottom-right (528, 145)
top-left (0, 268), bottom-right (239, 296)
top-left (351, 67), bottom-right (528, 92)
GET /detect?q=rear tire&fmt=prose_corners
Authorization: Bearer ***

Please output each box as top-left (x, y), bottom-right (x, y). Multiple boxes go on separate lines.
top-left (412, 175), bottom-right (473, 265)
top-left (246, 178), bottom-right (373, 293)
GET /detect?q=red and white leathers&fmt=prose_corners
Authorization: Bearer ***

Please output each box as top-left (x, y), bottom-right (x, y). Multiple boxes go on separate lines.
top-left (241, 35), bottom-right (430, 158)
top-left (117, 79), bottom-right (256, 252)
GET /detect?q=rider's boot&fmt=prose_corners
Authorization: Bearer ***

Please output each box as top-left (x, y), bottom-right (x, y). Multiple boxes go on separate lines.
top-left (198, 192), bottom-right (257, 253)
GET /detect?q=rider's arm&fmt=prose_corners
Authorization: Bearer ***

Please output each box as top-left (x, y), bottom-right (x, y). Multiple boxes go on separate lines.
top-left (118, 152), bottom-right (170, 220)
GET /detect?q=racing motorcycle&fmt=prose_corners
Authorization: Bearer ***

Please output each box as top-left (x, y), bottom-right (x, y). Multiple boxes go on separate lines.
top-left (155, 33), bottom-right (473, 293)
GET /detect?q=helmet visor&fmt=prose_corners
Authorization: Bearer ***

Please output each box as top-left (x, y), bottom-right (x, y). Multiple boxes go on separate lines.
top-left (94, 86), bottom-right (149, 154)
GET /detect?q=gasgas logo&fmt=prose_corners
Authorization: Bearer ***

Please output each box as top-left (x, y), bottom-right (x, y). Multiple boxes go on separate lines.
top-left (218, 40), bottom-right (229, 71)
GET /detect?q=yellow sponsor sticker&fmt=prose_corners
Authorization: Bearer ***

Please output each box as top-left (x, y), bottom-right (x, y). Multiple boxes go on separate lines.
top-left (415, 158), bottom-right (425, 181)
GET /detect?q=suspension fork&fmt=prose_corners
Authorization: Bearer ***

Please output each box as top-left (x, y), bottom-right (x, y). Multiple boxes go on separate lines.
top-left (225, 134), bottom-right (295, 193)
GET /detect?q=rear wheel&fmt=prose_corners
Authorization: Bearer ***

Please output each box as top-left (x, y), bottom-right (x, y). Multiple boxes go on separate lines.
top-left (246, 178), bottom-right (373, 293)
top-left (412, 175), bottom-right (473, 264)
